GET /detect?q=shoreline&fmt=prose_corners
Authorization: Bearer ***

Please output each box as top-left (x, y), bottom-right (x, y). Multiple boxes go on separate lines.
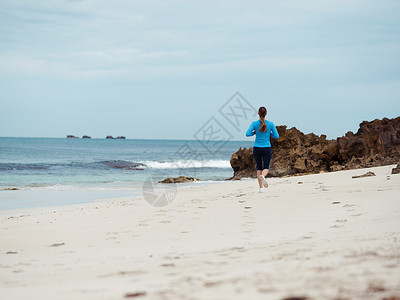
top-left (1, 163), bottom-right (397, 212)
top-left (1, 165), bottom-right (399, 299)
top-left (0, 179), bottom-right (231, 212)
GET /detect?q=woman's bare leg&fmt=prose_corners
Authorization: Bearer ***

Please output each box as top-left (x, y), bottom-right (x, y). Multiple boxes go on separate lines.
top-left (256, 170), bottom-right (263, 188)
top-left (262, 169), bottom-right (269, 177)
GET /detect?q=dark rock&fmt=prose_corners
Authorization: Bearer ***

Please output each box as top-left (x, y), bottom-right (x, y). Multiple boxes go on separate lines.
top-left (230, 117), bottom-right (400, 179)
top-left (392, 163), bottom-right (400, 174)
top-left (116, 136), bottom-right (126, 139)
top-left (352, 171), bottom-right (376, 179)
top-left (66, 135), bottom-right (79, 138)
top-left (230, 147), bottom-right (257, 179)
top-left (106, 135), bottom-right (114, 139)
top-left (159, 176), bottom-right (200, 183)
top-left (82, 135), bottom-right (91, 139)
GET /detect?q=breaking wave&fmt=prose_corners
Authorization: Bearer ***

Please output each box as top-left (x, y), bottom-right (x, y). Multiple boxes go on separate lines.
top-left (141, 160), bottom-right (230, 169)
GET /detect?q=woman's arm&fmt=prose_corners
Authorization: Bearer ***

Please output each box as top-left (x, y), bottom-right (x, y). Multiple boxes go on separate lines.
top-left (246, 122), bottom-right (255, 137)
top-left (270, 122), bottom-right (279, 139)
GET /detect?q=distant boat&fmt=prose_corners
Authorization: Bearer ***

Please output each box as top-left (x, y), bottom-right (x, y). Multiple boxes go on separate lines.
top-left (67, 135), bottom-right (79, 138)
top-left (116, 136), bottom-right (126, 139)
top-left (82, 135), bottom-right (91, 139)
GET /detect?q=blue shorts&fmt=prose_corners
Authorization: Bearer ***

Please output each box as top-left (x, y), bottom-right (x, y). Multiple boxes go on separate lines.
top-left (252, 147), bottom-right (272, 171)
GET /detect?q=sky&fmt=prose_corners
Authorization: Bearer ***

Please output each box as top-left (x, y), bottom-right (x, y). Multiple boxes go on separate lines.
top-left (0, 0), bottom-right (399, 140)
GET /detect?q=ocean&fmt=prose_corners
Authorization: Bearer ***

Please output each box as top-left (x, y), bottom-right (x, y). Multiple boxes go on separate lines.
top-left (0, 137), bottom-right (253, 210)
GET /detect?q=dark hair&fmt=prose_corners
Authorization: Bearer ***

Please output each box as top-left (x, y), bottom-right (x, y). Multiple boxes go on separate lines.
top-left (258, 106), bottom-right (267, 132)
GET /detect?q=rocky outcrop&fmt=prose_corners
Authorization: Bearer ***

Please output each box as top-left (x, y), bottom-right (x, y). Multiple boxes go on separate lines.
top-left (352, 171), bottom-right (376, 179)
top-left (82, 135), bottom-right (91, 139)
top-left (230, 117), bottom-right (400, 179)
top-left (1, 187), bottom-right (19, 191)
top-left (67, 135), bottom-right (79, 138)
top-left (106, 136), bottom-right (114, 139)
top-left (230, 148), bottom-right (257, 179)
top-left (159, 176), bottom-right (200, 183)
top-left (116, 136), bottom-right (126, 139)
top-left (392, 163), bottom-right (400, 174)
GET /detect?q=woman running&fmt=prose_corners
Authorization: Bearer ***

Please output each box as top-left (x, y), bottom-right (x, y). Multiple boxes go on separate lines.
top-left (246, 106), bottom-right (279, 193)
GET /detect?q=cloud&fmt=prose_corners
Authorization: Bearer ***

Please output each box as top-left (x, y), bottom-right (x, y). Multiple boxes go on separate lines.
top-left (0, 0), bottom-right (399, 138)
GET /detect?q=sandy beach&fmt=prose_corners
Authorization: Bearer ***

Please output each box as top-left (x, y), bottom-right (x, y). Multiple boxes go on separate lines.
top-left (1, 165), bottom-right (400, 300)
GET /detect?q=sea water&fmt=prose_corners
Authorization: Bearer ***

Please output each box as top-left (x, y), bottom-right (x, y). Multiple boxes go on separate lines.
top-left (0, 137), bottom-right (253, 210)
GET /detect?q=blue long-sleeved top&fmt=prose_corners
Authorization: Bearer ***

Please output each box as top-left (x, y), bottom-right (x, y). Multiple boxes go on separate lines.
top-left (246, 119), bottom-right (279, 147)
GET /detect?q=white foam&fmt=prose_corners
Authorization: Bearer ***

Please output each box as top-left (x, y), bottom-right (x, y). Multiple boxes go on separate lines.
top-left (23, 184), bottom-right (140, 192)
top-left (141, 160), bottom-right (231, 169)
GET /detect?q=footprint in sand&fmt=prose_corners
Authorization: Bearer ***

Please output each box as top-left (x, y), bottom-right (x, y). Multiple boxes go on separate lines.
top-left (153, 213), bottom-right (166, 217)
top-left (336, 219), bottom-right (347, 223)
top-left (330, 224), bottom-right (344, 228)
top-left (163, 255), bottom-right (181, 260)
top-left (230, 247), bottom-right (246, 252)
top-left (316, 185), bottom-right (329, 191)
top-left (258, 287), bottom-right (277, 294)
top-left (160, 263), bottom-right (175, 267)
top-left (191, 199), bottom-right (203, 204)
top-left (124, 292), bottom-right (147, 298)
top-left (49, 243), bottom-right (65, 247)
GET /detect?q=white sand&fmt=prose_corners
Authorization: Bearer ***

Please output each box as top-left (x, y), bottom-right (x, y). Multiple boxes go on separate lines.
top-left (1, 165), bottom-right (400, 300)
